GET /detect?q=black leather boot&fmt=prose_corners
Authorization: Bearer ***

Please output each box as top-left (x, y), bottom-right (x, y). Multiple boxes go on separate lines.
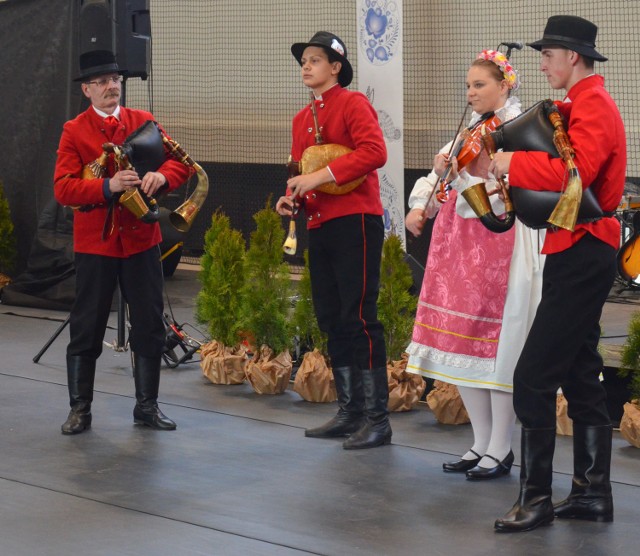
top-left (343, 367), bottom-right (392, 450)
top-left (554, 424), bottom-right (614, 522)
top-left (61, 355), bottom-right (96, 435)
top-left (305, 366), bottom-right (365, 438)
top-left (132, 354), bottom-right (176, 430)
top-left (494, 427), bottom-right (556, 533)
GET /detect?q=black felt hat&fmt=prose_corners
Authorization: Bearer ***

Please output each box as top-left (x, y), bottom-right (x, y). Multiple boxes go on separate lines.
top-left (291, 31), bottom-right (353, 87)
top-left (74, 50), bottom-right (125, 82)
top-left (527, 15), bottom-right (607, 62)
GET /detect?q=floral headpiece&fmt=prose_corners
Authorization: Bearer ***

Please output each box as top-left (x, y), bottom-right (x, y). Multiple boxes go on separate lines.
top-left (477, 49), bottom-right (520, 91)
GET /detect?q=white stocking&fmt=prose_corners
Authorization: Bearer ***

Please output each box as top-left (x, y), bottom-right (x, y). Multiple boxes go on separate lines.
top-left (477, 390), bottom-right (516, 468)
top-left (457, 386), bottom-right (491, 460)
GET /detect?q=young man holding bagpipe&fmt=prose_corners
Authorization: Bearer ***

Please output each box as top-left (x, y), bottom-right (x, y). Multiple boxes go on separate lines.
top-left (275, 31), bottom-right (391, 450)
top-left (488, 16), bottom-right (626, 533)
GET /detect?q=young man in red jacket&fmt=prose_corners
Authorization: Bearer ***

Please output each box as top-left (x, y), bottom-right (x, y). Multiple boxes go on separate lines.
top-left (54, 50), bottom-right (191, 435)
top-left (276, 32), bottom-right (391, 449)
top-left (488, 16), bottom-right (626, 532)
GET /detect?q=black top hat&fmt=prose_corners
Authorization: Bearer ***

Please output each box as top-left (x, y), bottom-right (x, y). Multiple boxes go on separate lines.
top-left (527, 15), bottom-right (607, 62)
top-left (74, 50), bottom-right (125, 82)
top-left (291, 31), bottom-right (353, 88)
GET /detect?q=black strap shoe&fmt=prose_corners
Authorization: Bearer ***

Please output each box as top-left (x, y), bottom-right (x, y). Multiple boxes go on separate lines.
top-left (466, 450), bottom-right (514, 480)
top-left (443, 449), bottom-right (481, 472)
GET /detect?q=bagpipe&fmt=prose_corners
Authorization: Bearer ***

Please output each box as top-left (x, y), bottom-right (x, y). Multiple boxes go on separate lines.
top-left (80, 120), bottom-right (209, 233)
top-left (282, 92), bottom-right (366, 255)
top-left (460, 99), bottom-right (602, 233)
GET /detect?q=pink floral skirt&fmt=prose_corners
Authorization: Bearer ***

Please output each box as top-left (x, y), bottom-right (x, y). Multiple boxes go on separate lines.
top-left (407, 192), bottom-right (515, 376)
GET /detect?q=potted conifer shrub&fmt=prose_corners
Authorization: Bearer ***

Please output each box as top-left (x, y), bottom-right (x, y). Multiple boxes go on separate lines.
top-left (241, 202), bottom-right (292, 394)
top-left (618, 312), bottom-right (640, 447)
top-left (377, 233), bottom-right (425, 411)
top-left (196, 210), bottom-right (248, 385)
top-left (291, 249), bottom-right (336, 402)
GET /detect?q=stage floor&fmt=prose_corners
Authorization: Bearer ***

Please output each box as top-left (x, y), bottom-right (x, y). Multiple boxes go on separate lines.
top-left (1, 266), bottom-right (639, 555)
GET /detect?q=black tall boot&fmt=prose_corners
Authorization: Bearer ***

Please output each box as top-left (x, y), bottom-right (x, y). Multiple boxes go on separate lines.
top-left (305, 366), bottom-right (365, 438)
top-left (554, 424), bottom-right (614, 522)
top-left (61, 355), bottom-right (95, 435)
top-left (494, 427), bottom-right (556, 533)
top-left (132, 354), bottom-right (176, 430)
top-left (343, 367), bottom-right (392, 450)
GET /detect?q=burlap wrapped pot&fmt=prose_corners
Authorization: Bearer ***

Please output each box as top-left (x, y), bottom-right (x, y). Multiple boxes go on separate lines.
top-left (245, 345), bottom-right (292, 394)
top-left (426, 380), bottom-right (470, 424)
top-left (292, 349), bottom-right (337, 402)
top-left (556, 392), bottom-right (573, 436)
top-left (200, 340), bottom-right (248, 385)
top-left (620, 401), bottom-right (640, 448)
top-left (387, 356), bottom-right (426, 412)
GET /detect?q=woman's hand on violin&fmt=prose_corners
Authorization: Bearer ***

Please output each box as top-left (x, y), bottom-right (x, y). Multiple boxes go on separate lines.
top-left (276, 195), bottom-right (296, 216)
top-left (109, 169), bottom-right (141, 193)
top-left (488, 152), bottom-right (514, 181)
top-left (433, 153), bottom-right (458, 181)
top-left (405, 208), bottom-right (426, 237)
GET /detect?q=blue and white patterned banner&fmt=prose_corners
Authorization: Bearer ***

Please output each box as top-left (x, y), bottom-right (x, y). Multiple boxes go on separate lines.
top-left (356, 0), bottom-right (405, 242)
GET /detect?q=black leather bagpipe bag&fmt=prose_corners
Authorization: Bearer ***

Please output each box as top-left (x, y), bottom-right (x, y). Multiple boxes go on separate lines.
top-left (489, 99), bottom-right (602, 228)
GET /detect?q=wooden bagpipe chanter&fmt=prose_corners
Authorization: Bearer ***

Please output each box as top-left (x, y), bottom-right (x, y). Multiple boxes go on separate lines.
top-left (461, 99), bottom-right (602, 233)
top-left (80, 120), bottom-right (209, 233)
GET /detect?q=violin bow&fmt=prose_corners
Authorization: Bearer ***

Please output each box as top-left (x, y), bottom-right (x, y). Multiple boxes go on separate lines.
top-left (421, 103), bottom-right (469, 217)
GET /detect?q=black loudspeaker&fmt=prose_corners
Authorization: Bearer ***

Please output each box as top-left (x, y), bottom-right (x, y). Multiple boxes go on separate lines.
top-left (78, 0), bottom-right (150, 80)
top-left (78, 0), bottom-right (115, 54)
top-left (114, 0), bottom-right (151, 79)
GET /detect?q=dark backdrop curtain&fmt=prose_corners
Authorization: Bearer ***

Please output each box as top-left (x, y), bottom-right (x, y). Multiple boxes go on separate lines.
top-left (0, 0), bottom-right (82, 308)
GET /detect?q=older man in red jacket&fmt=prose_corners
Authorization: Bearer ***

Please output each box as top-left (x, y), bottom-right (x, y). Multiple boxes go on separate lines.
top-left (488, 16), bottom-right (626, 532)
top-left (54, 50), bottom-right (191, 435)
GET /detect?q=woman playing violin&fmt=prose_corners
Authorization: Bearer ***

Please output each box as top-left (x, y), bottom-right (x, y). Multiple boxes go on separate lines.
top-left (405, 50), bottom-right (546, 480)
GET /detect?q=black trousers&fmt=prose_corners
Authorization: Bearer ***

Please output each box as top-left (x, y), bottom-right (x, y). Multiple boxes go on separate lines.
top-left (308, 214), bottom-right (386, 370)
top-left (68, 246), bottom-right (165, 360)
top-left (513, 233), bottom-right (616, 428)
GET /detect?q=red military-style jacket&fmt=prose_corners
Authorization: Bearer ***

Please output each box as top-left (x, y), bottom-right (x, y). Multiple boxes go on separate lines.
top-left (289, 84), bottom-right (387, 229)
top-left (508, 75), bottom-right (626, 254)
top-left (54, 106), bottom-right (192, 257)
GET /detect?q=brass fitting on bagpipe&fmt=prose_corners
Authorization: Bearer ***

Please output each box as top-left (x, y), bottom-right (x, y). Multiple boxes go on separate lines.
top-left (160, 132), bottom-right (209, 233)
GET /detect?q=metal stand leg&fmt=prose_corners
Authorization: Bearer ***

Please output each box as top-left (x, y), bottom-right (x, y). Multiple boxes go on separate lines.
top-left (33, 315), bottom-right (71, 363)
top-left (117, 288), bottom-right (126, 349)
top-left (104, 286), bottom-right (129, 352)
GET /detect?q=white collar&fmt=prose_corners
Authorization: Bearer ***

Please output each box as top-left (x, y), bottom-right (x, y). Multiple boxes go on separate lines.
top-left (564, 73), bottom-right (596, 103)
top-left (313, 83), bottom-right (339, 101)
top-left (92, 105), bottom-right (121, 120)
top-left (469, 96), bottom-right (522, 126)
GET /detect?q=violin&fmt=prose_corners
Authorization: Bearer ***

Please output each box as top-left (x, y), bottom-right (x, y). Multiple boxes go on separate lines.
top-left (436, 111), bottom-right (502, 202)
